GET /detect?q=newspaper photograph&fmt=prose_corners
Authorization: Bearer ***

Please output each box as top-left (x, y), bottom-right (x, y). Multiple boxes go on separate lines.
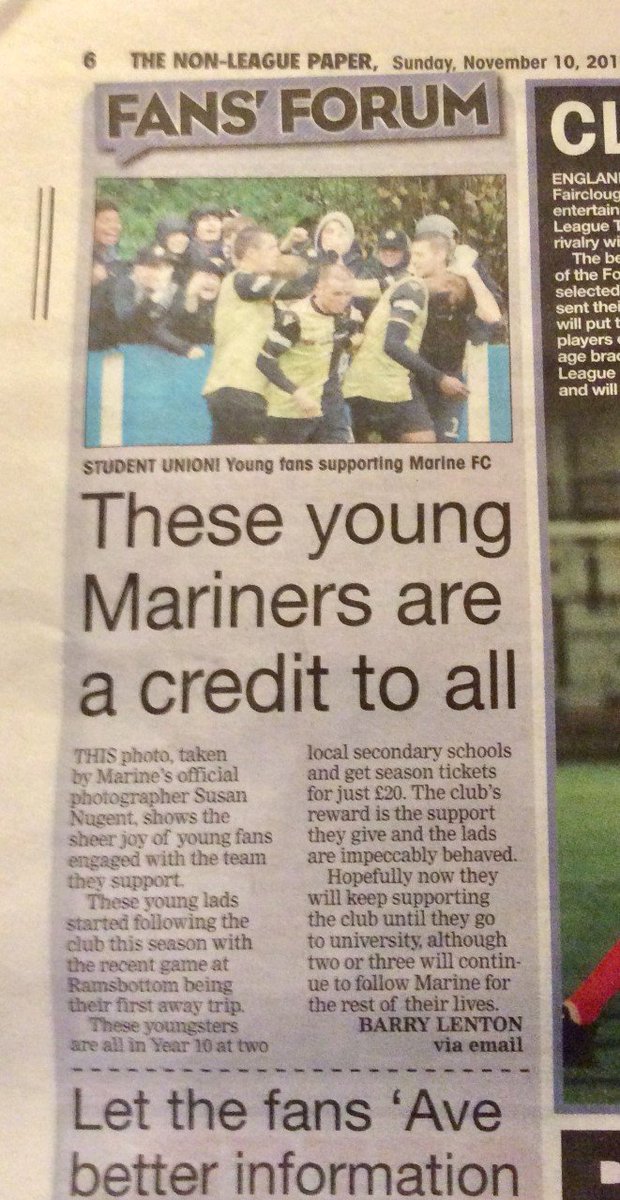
top-left (1, 4), bottom-right (619, 1199)
top-left (85, 170), bottom-right (510, 448)
top-left (529, 79), bottom-right (620, 1116)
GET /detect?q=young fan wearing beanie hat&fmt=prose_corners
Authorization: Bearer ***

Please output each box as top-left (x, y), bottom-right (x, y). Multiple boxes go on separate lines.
top-left (361, 227), bottom-right (410, 289)
top-left (414, 212), bottom-right (503, 308)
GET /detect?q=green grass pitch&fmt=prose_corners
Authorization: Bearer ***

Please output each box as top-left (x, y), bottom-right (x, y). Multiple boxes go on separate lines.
top-left (556, 761), bottom-right (620, 1106)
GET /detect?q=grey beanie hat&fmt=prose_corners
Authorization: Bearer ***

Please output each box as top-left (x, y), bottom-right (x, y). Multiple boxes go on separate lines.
top-left (414, 213), bottom-right (459, 239)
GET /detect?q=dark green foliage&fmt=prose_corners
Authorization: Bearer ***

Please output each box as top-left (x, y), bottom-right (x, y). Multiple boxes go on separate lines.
top-left (95, 173), bottom-right (508, 294)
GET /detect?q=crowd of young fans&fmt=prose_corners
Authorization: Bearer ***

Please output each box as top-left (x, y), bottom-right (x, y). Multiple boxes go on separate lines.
top-left (88, 196), bottom-right (505, 444)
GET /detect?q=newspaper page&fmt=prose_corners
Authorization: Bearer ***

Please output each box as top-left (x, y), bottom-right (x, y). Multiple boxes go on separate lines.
top-left (0, 3), bottom-right (618, 1199)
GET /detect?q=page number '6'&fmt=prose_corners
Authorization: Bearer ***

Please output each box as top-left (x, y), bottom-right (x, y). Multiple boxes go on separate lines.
top-left (83, 51), bottom-right (97, 69)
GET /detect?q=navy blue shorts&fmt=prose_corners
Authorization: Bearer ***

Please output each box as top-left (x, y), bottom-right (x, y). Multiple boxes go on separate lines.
top-left (423, 379), bottom-right (467, 442)
top-left (266, 399), bottom-right (352, 444)
top-left (207, 388), bottom-right (267, 444)
top-left (348, 394), bottom-right (433, 442)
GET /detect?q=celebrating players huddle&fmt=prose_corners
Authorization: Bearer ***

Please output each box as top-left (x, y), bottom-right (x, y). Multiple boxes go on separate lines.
top-left (89, 198), bottom-right (504, 445)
